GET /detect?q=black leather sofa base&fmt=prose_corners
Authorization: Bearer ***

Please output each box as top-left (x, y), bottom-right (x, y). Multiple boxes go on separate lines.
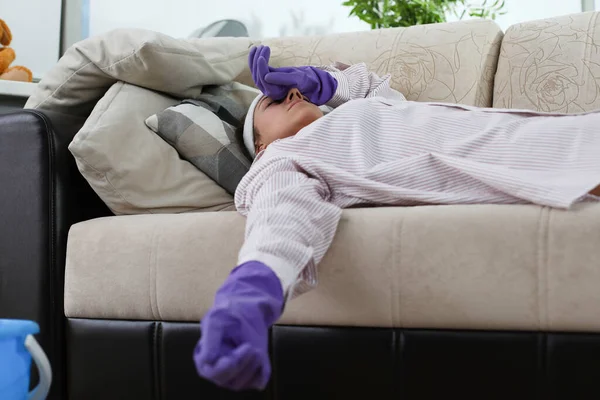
top-left (4, 109), bottom-right (600, 400)
top-left (67, 318), bottom-right (600, 400)
top-left (1, 111), bottom-right (112, 399)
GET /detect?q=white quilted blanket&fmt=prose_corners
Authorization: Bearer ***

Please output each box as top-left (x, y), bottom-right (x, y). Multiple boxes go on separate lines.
top-left (25, 29), bottom-right (254, 117)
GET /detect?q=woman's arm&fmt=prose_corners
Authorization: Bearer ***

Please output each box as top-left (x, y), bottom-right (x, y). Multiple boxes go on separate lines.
top-left (251, 45), bottom-right (405, 108)
top-left (195, 156), bottom-right (341, 391)
top-left (235, 157), bottom-right (342, 299)
top-left (322, 62), bottom-right (407, 108)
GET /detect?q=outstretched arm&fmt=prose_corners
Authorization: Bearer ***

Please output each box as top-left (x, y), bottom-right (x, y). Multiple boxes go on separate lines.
top-left (194, 157), bottom-right (342, 391)
top-left (236, 157), bottom-right (342, 298)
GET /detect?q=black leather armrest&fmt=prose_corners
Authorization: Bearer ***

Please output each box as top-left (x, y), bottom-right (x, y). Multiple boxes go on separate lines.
top-left (0, 109), bottom-right (112, 399)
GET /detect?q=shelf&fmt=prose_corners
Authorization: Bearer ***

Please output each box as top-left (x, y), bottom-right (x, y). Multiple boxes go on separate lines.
top-left (0, 80), bottom-right (38, 98)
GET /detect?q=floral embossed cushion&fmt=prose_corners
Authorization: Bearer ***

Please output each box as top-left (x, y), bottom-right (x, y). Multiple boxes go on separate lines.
top-left (494, 12), bottom-right (600, 113)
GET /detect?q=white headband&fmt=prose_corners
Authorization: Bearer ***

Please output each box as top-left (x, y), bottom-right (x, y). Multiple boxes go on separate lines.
top-left (243, 94), bottom-right (264, 159)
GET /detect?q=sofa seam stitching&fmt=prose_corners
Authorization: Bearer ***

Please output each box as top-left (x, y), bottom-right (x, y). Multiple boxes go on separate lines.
top-left (150, 322), bottom-right (161, 400)
top-left (544, 208), bottom-right (551, 331)
top-left (35, 61), bottom-right (94, 110)
top-left (36, 41), bottom-right (143, 109)
top-left (37, 111), bottom-right (61, 392)
top-left (390, 217), bottom-right (397, 329)
top-left (535, 208), bottom-right (544, 329)
top-left (148, 225), bottom-right (159, 320)
top-left (157, 322), bottom-right (164, 400)
top-left (396, 214), bottom-right (405, 329)
top-left (153, 225), bottom-right (163, 320)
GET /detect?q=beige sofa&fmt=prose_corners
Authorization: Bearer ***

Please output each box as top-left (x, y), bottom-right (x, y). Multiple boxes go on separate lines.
top-left (58, 12), bottom-right (600, 332)
top-left (17, 10), bottom-right (600, 399)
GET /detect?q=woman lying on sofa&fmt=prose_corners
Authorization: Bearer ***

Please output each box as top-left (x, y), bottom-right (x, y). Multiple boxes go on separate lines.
top-left (193, 45), bottom-right (600, 391)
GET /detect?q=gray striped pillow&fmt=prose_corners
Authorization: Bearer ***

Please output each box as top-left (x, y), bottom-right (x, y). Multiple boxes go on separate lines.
top-left (146, 95), bottom-right (252, 195)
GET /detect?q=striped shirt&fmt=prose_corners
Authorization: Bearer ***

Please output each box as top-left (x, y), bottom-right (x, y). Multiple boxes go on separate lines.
top-left (234, 62), bottom-right (600, 297)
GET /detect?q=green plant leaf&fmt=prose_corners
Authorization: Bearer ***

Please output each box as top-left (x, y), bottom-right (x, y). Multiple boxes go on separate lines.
top-left (341, 0), bottom-right (506, 29)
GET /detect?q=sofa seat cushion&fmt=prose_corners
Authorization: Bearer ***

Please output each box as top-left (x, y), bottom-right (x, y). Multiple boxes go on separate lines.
top-left (65, 204), bottom-right (600, 332)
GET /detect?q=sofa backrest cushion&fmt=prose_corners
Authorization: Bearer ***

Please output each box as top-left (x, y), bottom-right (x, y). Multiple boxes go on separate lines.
top-left (236, 19), bottom-right (503, 107)
top-left (494, 11), bottom-right (600, 112)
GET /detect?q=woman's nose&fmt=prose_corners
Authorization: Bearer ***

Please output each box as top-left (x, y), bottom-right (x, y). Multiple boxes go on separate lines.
top-left (285, 88), bottom-right (303, 103)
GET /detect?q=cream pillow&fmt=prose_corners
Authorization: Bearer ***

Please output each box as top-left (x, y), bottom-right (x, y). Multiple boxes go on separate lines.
top-left (68, 81), bottom-right (235, 215)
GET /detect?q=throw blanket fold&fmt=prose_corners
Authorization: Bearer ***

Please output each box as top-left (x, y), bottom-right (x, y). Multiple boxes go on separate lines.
top-left (25, 29), bottom-right (255, 119)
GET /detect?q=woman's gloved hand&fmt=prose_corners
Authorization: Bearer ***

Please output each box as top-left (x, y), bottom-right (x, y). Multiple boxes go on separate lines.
top-left (249, 45), bottom-right (338, 106)
top-left (193, 261), bottom-right (284, 391)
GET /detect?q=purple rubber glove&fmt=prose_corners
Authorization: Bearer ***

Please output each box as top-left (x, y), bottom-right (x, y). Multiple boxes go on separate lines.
top-left (193, 261), bottom-right (284, 391)
top-left (249, 45), bottom-right (338, 106)
top-left (249, 45), bottom-right (276, 97)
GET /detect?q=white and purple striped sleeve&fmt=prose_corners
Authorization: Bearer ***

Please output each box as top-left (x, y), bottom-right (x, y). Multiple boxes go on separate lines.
top-left (235, 157), bottom-right (342, 298)
top-left (321, 62), bottom-right (407, 108)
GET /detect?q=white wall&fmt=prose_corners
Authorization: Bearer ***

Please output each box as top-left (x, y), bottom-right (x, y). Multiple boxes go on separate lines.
top-left (0, 0), bottom-right (61, 79)
top-left (2, 0), bottom-right (586, 78)
top-left (493, 0), bottom-right (582, 30)
top-left (446, 0), bottom-right (582, 29)
top-left (89, 0), bottom-right (586, 41)
top-left (89, 0), bottom-right (370, 39)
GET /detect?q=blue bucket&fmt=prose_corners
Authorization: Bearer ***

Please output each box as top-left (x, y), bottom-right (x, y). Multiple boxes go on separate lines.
top-left (0, 319), bottom-right (52, 400)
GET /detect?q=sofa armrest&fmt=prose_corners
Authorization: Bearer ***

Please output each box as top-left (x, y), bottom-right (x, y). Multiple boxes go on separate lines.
top-left (0, 109), bottom-right (111, 399)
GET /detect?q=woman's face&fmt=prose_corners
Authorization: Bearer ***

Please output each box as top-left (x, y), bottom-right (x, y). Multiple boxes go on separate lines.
top-left (253, 88), bottom-right (324, 154)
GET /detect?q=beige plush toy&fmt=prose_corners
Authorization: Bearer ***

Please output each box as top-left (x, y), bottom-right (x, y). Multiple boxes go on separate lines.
top-left (0, 19), bottom-right (33, 82)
